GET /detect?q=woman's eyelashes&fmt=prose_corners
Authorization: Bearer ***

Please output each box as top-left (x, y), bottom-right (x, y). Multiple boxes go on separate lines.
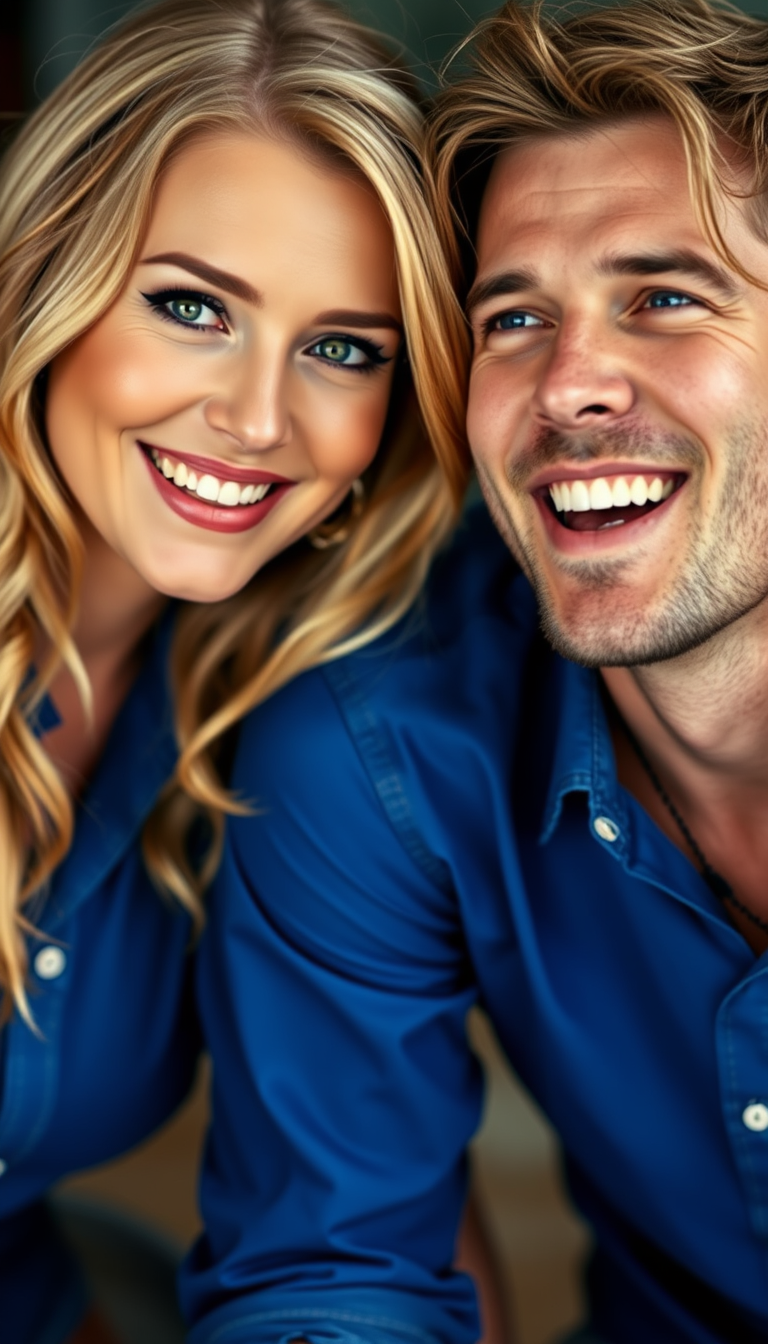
top-left (142, 287), bottom-right (229, 331)
top-left (141, 289), bottom-right (392, 372)
top-left (305, 334), bottom-right (391, 374)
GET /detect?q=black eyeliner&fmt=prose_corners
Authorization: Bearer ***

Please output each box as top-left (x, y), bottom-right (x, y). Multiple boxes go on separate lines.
top-left (140, 286), bottom-right (229, 327)
top-left (310, 332), bottom-right (392, 372)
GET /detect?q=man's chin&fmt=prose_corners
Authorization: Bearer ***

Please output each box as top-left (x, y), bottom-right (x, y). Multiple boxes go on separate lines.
top-left (536, 597), bottom-right (729, 669)
top-left (538, 606), bottom-right (642, 668)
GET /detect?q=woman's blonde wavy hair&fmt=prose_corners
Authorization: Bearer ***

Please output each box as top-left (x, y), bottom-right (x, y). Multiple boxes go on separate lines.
top-left (429, 0), bottom-right (768, 301)
top-left (0, 0), bottom-right (470, 1025)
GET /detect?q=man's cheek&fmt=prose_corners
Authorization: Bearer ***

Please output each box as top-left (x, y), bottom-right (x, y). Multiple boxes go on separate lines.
top-left (467, 384), bottom-right (516, 472)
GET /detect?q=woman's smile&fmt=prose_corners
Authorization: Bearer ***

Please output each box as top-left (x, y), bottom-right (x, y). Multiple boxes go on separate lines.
top-left (140, 441), bottom-right (295, 533)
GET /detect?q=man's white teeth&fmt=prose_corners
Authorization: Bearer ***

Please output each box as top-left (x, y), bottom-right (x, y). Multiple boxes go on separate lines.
top-left (549, 474), bottom-right (674, 513)
top-left (151, 449), bottom-right (271, 506)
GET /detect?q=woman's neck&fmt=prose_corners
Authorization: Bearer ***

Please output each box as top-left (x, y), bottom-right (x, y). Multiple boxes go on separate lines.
top-left (36, 514), bottom-right (169, 796)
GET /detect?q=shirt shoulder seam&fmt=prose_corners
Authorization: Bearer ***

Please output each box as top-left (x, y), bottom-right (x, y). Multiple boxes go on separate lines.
top-left (322, 658), bottom-right (453, 894)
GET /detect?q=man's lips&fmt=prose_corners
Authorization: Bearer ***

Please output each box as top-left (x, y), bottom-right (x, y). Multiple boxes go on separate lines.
top-left (529, 466), bottom-right (687, 546)
top-left (527, 461), bottom-right (684, 492)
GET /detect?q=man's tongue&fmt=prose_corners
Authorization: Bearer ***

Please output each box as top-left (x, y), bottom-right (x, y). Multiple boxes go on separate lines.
top-left (562, 500), bottom-right (660, 532)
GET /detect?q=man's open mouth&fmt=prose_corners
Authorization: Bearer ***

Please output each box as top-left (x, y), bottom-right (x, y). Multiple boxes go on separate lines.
top-left (540, 471), bottom-right (684, 532)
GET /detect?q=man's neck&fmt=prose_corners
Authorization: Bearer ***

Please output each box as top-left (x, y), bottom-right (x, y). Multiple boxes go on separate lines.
top-left (601, 603), bottom-right (768, 954)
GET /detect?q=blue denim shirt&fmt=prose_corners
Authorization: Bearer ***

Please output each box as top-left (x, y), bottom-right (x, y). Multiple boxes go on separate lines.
top-left (183, 506), bottom-right (768, 1344)
top-left (0, 611), bottom-right (200, 1344)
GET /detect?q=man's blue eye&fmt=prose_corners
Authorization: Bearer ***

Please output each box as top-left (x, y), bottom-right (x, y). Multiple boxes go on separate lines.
top-left (497, 312), bottom-right (540, 329)
top-left (646, 292), bottom-right (693, 309)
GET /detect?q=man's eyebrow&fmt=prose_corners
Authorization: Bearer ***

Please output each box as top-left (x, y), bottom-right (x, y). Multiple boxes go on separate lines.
top-left (313, 309), bottom-right (403, 333)
top-left (596, 249), bottom-right (741, 299)
top-left (139, 251), bottom-right (263, 306)
top-left (466, 251), bottom-right (743, 317)
top-left (466, 269), bottom-right (539, 318)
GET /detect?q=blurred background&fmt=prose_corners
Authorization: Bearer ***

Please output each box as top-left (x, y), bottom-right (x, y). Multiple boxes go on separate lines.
top-left (1, 1), bottom-right (766, 1341)
top-left (5, 0), bottom-right (498, 108)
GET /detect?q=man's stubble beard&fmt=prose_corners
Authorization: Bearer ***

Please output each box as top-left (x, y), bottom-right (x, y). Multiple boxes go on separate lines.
top-left (474, 419), bottom-right (768, 669)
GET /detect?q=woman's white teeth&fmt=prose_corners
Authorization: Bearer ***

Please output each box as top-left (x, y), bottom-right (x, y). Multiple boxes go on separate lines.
top-left (217, 481), bottom-right (241, 506)
top-left (549, 474), bottom-right (674, 513)
top-left (151, 449), bottom-right (270, 506)
top-left (196, 474), bottom-right (220, 502)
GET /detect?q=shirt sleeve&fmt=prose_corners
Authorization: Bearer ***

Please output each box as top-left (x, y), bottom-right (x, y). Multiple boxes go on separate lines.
top-left (180, 665), bottom-right (484, 1344)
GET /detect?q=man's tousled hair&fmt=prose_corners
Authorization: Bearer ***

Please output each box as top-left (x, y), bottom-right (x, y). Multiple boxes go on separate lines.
top-left (429, 0), bottom-right (768, 298)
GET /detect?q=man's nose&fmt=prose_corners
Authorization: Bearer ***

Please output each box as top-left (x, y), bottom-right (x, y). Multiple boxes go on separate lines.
top-left (204, 349), bottom-right (290, 451)
top-left (533, 319), bottom-right (635, 429)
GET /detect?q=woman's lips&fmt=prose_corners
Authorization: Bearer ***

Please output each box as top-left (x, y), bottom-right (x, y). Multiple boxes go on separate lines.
top-left (140, 444), bottom-right (295, 534)
top-left (138, 440), bottom-right (294, 488)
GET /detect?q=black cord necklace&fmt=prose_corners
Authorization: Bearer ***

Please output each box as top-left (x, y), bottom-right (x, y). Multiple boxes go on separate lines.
top-left (622, 721), bottom-right (768, 938)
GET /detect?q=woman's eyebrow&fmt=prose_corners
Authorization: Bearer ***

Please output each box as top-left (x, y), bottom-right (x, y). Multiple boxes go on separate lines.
top-left (313, 309), bottom-right (403, 333)
top-left (140, 251), bottom-right (263, 306)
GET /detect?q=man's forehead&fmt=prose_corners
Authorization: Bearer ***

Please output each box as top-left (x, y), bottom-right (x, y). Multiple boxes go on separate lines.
top-left (471, 114), bottom-right (768, 298)
top-left (478, 116), bottom-right (691, 242)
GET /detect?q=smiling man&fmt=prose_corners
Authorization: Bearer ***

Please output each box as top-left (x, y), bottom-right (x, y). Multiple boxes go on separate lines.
top-left (426, 0), bottom-right (768, 1333)
top-left (188, 5), bottom-right (768, 1344)
top-left (464, 115), bottom-right (768, 674)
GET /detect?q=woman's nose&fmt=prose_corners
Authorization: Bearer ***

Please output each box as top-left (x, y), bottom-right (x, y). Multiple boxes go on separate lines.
top-left (204, 351), bottom-right (291, 451)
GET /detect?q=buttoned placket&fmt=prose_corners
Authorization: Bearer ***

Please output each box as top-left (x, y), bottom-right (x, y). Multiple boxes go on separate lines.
top-left (569, 670), bottom-right (768, 1260)
top-left (0, 610), bottom-right (178, 1189)
top-left (718, 963), bottom-right (768, 1240)
top-left (0, 933), bottom-right (71, 1175)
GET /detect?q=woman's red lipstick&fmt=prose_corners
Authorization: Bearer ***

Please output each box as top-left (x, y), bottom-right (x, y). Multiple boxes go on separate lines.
top-left (139, 441), bottom-right (295, 534)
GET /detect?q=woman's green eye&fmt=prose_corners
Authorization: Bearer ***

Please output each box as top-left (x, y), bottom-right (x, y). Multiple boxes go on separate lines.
top-left (317, 338), bottom-right (361, 364)
top-left (305, 333), bottom-right (388, 371)
top-left (171, 298), bottom-right (205, 323)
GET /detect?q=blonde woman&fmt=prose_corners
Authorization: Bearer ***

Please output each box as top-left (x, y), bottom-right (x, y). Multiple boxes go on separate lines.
top-left (0, 1), bottom-right (485, 1340)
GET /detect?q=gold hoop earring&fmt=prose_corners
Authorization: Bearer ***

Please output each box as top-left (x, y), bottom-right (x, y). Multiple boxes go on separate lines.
top-left (307, 478), bottom-right (365, 550)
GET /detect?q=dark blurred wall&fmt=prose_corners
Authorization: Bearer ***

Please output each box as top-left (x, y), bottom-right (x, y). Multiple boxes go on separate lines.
top-left (9, 0), bottom-right (768, 112)
top-left (6, 0), bottom-right (768, 111)
top-left (3, 0), bottom-right (510, 111)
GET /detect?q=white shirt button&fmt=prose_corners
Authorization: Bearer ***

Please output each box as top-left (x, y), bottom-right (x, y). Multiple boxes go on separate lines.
top-left (0, 1159), bottom-right (7, 1176)
top-left (593, 816), bottom-right (620, 843)
top-left (34, 946), bottom-right (66, 980)
top-left (742, 1102), bottom-right (768, 1132)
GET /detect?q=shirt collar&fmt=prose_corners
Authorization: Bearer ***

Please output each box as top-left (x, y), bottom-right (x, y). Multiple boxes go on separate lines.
top-left (539, 655), bottom-right (630, 848)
